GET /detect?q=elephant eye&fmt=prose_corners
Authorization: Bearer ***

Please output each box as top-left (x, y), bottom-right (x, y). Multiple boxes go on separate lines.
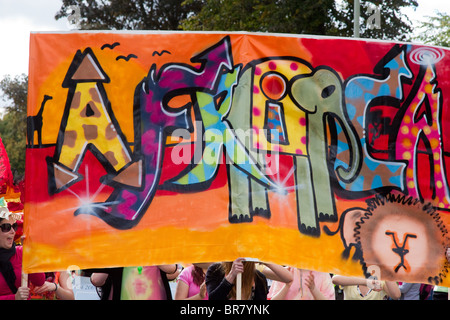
top-left (321, 85), bottom-right (336, 98)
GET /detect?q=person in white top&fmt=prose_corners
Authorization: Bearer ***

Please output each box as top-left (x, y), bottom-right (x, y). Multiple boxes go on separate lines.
top-left (332, 275), bottom-right (400, 300)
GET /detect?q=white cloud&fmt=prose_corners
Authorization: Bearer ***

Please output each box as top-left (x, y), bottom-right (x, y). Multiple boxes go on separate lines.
top-left (0, 0), bottom-right (69, 78)
top-left (0, 0), bottom-right (67, 25)
top-left (0, 0), bottom-right (70, 109)
top-left (401, 0), bottom-right (450, 41)
top-left (0, 17), bottom-right (37, 76)
top-left (403, 0), bottom-right (450, 24)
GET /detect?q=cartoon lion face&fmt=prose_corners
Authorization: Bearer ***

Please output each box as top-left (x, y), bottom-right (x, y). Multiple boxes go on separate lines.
top-left (348, 193), bottom-right (449, 284)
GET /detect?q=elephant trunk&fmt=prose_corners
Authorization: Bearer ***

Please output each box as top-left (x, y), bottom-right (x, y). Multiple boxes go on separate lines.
top-left (290, 68), bottom-right (362, 185)
top-left (334, 110), bottom-right (362, 184)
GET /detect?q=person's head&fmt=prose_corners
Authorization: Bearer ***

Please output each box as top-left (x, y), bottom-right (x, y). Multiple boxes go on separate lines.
top-left (0, 217), bottom-right (18, 249)
top-left (222, 261), bottom-right (257, 300)
top-left (193, 263), bottom-right (212, 270)
top-left (192, 263), bottom-right (213, 286)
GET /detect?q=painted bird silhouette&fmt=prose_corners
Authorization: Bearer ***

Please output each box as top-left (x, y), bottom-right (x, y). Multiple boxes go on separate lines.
top-left (101, 42), bottom-right (120, 50)
top-left (116, 54), bottom-right (138, 61)
top-left (152, 50), bottom-right (171, 56)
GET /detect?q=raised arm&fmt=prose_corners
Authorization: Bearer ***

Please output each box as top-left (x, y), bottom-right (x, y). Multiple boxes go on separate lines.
top-left (261, 264), bottom-right (293, 283)
top-left (383, 281), bottom-right (401, 300)
top-left (332, 275), bottom-right (373, 287)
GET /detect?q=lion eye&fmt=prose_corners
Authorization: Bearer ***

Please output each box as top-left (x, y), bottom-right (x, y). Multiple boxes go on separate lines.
top-left (321, 85), bottom-right (336, 98)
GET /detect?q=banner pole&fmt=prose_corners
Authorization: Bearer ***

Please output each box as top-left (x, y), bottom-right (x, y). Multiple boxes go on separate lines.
top-left (236, 272), bottom-right (242, 300)
top-left (354, 0), bottom-right (360, 38)
top-left (21, 271), bottom-right (28, 287)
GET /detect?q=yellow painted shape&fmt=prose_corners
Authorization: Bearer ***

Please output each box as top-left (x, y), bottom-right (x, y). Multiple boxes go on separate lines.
top-left (252, 60), bottom-right (311, 155)
top-left (58, 82), bottom-right (131, 171)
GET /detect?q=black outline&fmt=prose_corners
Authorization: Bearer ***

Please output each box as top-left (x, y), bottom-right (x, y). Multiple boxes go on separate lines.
top-left (101, 42), bottom-right (120, 50)
top-left (48, 48), bottom-right (132, 195)
top-left (152, 50), bottom-right (171, 56)
top-left (116, 54), bottom-right (138, 61)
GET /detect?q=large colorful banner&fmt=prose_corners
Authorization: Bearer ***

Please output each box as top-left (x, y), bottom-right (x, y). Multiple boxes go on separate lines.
top-left (25, 31), bottom-right (450, 286)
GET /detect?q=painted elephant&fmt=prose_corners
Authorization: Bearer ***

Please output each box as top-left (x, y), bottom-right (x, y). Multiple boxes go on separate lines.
top-left (290, 66), bottom-right (362, 235)
top-left (226, 58), bottom-right (362, 236)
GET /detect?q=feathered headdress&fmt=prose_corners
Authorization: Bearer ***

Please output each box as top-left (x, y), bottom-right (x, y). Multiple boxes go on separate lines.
top-left (0, 197), bottom-right (22, 222)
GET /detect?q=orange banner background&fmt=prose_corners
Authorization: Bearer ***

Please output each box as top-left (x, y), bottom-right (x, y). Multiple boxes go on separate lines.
top-left (24, 32), bottom-right (450, 286)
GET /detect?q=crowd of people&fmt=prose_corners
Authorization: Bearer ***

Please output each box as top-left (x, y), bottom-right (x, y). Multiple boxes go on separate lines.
top-left (1, 213), bottom-right (450, 300)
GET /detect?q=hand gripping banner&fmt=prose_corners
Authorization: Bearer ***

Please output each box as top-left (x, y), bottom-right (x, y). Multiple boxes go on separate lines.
top-left (24, 31), bottom-right (450, 286)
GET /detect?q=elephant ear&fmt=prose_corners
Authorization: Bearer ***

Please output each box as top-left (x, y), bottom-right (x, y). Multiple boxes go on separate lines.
top-left (341, 208), bottom-right (367, 260)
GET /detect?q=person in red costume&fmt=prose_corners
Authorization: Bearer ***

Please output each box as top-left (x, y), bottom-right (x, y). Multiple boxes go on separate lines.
top-left (0, 213), bottom-right (45, 300)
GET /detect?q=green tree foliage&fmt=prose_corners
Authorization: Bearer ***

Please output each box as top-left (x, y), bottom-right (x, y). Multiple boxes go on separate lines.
top-left (181, 0), bottom-right (418, 41)
top-left (415, 11), bottom-right (450, 47)
top-left (0, 74), bottom-right (27, 181)
top-left (181, 0), bottom-right (339, 35)
top-left (55, 0), bottom-right (203, 30)
top-left (55, 0), bottom-right (418, 40)
top-left (332, 0), bottom-right (418, 41)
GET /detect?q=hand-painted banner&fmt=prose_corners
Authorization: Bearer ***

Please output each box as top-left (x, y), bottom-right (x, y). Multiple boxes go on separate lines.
top-left (24, 31), bottom-right (450, 286)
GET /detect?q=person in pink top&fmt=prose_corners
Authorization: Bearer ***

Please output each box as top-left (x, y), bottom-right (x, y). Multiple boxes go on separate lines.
top-left (0, 214), bottom-right (45, 300)
top-left (268, 267), bottom-right (335, 300)
top-left (175, 263), bottom-right (212, 300)
top-left (120, 265), bottom-right (177, 300)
